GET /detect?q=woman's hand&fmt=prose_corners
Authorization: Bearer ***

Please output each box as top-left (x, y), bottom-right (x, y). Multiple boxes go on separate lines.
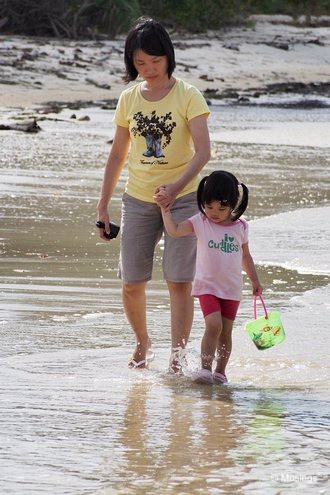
top-left (153, 188), bottom-right (170, 211)
top-left (96, 206), bottom-right (112, 241)
top-left (154, 183), bottom-right (178, 208)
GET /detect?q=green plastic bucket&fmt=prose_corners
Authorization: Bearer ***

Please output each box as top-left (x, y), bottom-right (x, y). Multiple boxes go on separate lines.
top-left (245, 295), bottom-right (286, 350)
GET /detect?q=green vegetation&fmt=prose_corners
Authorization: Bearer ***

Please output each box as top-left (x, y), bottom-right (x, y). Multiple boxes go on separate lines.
top-left (0, 0), bottom-right (329, 38)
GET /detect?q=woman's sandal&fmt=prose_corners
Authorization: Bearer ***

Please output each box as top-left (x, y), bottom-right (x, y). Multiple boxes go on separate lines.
top-left (128, 358), bottom-right (147, 369)
top-left (128, 346), bottom-right (155, 370)
top-left (146, 348), bottom-right (155, 364)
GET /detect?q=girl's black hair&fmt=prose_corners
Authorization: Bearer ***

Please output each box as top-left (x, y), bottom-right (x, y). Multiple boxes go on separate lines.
top-left (197, 170), bottom-right (249, 221)
top-left (123, 17), bottom-right (176, 83)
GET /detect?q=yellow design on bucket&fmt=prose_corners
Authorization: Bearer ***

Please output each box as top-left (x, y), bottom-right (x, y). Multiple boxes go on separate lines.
top-left (245, 295), bottom-right (286, 350)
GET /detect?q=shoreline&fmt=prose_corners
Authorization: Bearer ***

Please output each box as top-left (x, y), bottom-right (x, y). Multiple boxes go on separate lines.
top-left (0, 16), bottom-right (329, 110)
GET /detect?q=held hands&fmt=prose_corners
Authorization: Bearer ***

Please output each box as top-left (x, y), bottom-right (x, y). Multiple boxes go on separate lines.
top-left (153, 188), bottom-right (169, 211)
top-left (153, 183), bottom-right (177, 210)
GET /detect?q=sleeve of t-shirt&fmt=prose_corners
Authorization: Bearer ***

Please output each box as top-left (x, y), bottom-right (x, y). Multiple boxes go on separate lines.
top-left (186, 86), bottom-right (210, 121)
top-left (241, 219), bottom-right (249, 245)
top-left (187, 213), bottom-right (201, 235)
top-left (113, 92), bottom-right (129, 128)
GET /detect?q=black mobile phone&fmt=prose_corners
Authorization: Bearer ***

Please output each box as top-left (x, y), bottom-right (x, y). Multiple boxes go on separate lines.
top-left (95, 220), bottom-right (120, 239)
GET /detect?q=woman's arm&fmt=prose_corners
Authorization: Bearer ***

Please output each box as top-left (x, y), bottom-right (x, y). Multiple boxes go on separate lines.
top-left (97, 125), bottom-right (130, 239)
top-left (155, 114), bottom-right (210, 208)
top-left (242, 243), bottom-right (263, 295)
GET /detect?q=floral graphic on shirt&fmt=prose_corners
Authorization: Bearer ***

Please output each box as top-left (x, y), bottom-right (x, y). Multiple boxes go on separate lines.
top-left (131, 110), bottom-right (176, 158)
top-left (208, 233), bottom-right (239, 253)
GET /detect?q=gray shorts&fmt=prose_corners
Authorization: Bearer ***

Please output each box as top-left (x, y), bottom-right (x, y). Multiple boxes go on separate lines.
top-left (118, 192), bottom-right (198, 283)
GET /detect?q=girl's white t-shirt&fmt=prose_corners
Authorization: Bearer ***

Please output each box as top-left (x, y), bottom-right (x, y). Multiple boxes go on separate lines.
top-left (188, 213), bottom-right (249, 301)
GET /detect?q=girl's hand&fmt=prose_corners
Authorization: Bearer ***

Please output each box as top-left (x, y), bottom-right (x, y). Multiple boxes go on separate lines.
top-left (153, 189), bottom-right (170, 211)
top-left (154, 183), bottom-right (178, 208)
top-left (252, 283), bottom-right (263, 296)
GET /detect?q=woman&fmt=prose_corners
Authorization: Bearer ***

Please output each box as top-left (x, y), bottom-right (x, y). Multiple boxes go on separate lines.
top-left (97, 17), bottom-right (210, 371)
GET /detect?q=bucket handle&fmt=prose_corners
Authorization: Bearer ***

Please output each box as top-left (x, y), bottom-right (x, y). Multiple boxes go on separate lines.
top-left (253, 294), bottom-right (268, 320)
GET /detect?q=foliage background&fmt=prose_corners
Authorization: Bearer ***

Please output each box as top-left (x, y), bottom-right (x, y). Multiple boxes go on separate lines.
top-left (0, 0), bottom-right (329, 38)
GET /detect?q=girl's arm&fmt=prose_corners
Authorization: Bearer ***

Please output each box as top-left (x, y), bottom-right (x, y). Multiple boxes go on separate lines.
top-left (160, 208), bottom-right (194, 238)
top-left (242, 243), bottom-right (263, 295)
top-left (97, 125), bottom-right (130, 238)
top-left (154, 114), bottom-right (210, 208)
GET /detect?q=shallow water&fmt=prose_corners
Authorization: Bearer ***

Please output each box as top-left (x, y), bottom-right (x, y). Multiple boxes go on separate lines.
top-left (0, 103), bottom-right (330, 494)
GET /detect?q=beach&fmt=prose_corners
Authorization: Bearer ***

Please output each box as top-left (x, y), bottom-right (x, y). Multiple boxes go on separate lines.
top-left (0, 16), bottom-right (330, 495)
top-left (0, 16), bottom-right (329, 108)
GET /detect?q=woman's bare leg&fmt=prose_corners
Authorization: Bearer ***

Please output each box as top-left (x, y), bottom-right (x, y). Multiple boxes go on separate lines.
top-left (122, 281), bottom-right (151, 365)
top-left (167, 281), bottom-right (194, 371)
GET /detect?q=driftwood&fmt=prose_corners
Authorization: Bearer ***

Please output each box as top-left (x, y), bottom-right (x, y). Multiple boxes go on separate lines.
top-left (0, 118), bottom-right (41, 132)
top-left (85, 77), bottom-right (111, 89)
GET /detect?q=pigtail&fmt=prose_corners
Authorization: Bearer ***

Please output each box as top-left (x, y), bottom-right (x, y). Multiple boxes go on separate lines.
top-left (197, 176), bottom-right (208, 214)
top-left (232, 182), bottom-right (249, 220)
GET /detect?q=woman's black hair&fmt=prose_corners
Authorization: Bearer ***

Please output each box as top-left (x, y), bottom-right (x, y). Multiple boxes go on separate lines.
top-left (123, 17), bottom-right (175, 82)
top-left (197, 170), bottom-right (249, 221)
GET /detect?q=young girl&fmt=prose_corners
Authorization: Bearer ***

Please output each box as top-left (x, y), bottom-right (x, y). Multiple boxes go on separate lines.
top-left (154, 170), bottom-right (262, 384)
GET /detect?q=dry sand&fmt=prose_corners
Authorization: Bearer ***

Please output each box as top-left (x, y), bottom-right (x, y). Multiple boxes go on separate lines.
top-left (0, 16), bottom-right (329, 108)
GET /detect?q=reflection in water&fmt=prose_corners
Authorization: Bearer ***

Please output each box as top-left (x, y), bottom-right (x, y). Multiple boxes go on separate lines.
top-left (107, 379), bottom-right (245, 495)
top-left (95, 378), bottom-right (329, 495)
top-left (232, 394), bottom-right (285, 463)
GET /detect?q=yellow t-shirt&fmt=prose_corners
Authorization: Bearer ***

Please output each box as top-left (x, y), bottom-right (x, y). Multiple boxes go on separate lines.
top-left (114, 78), bottom-right (210, 202)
